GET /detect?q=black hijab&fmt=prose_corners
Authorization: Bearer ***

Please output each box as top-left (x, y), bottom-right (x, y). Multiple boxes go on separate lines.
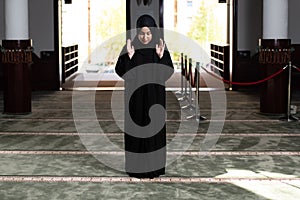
top-left (132, 14), bottom-right (160, 49)
top-left (136, 14), bottom-right (157, 29)
top-left (115, 14), bottom-right (173, 80)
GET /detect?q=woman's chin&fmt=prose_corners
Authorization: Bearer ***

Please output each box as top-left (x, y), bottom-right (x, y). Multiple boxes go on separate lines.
top-left (142, 41), bottom-right (150, 45)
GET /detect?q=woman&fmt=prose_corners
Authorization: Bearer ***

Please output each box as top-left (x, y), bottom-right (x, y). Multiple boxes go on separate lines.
top-left (115, 15), bottom-right (174, 178)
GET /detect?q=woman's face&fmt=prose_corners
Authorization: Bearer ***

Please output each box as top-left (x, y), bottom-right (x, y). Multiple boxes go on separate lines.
top-left (138, 27), bottom-right (152, 45)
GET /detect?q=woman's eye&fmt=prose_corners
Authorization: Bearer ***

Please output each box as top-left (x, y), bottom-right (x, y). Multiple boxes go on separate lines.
top-left (140, 32), bottom-right (151, 36)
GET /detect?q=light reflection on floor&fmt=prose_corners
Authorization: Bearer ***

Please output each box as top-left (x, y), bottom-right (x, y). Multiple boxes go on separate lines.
top-left (216, 169), bottom-right (300, 200)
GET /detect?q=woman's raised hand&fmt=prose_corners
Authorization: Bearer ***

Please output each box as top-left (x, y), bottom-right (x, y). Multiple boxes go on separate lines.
top-left (156, 38), bottom-right (165, 59)
top-left (127, 39), bottom-right (135, 59)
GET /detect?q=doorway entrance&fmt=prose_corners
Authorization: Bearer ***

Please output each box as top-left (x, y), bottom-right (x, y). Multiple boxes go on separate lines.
top-left (59, 0), bottom-right (228, 90)
top-left (60, 0), bottom-right (125, 89)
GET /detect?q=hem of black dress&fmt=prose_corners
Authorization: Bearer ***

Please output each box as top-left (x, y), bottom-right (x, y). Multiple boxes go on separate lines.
top-left (126, 168), bottom-right (165, 179)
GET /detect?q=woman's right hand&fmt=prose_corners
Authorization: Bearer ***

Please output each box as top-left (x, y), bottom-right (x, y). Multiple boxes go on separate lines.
top-left (127, 39), bottom-right (135, 59)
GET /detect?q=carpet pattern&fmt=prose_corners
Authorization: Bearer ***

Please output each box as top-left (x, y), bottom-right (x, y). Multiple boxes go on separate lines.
top-left (0, 88), bottom-right (300, 199)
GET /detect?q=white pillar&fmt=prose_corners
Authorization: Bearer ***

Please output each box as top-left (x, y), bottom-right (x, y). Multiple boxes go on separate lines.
top-left (263, 0), bottom-right (288, 39)
top-left (4, 0), bottom-right (29, 39)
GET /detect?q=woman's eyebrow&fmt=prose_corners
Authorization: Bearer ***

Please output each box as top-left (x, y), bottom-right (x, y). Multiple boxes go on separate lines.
top-left (141, 31), bottom-right (151, 34)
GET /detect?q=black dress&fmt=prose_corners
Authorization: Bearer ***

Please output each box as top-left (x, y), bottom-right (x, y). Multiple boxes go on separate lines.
top-left (115, 36), bottom-right (174, 178)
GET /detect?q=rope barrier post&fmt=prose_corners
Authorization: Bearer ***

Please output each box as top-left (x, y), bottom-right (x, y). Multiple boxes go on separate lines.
top-left (181, 55), bottom-right (190, 108)
top-left (186, 58), bottom-right (196, 119)
top-left (188, 58), bottom-right (195, 106)
top-left (178, 54), bottom-right (188, 102)
top-left (183, 57), bottom-right (194, 110)
top-left (280, 61), bottom-right (298, 122)
top-left (196, 62), bottom-right (206, 122)
top-left (187, 61), bottom-right (206, 121)
top-left (175, 53), bottom-right (184, 98)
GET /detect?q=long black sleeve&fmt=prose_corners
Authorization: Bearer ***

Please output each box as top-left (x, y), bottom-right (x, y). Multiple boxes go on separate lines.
top-left (157, 48), bottom-right (174, 81)
top-left (115, 48), bottom-right (131, 78)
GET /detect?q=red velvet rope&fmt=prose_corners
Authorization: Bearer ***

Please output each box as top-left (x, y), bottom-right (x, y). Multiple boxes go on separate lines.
top-left (202, 66), bottom-right (286, 86)
top-left (180, 55), bottom-right (298, 87)
top-left (293, 65), bottom-right (300, 72)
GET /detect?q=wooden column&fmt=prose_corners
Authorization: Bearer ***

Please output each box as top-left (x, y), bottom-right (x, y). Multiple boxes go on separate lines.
top-left (259, 39), bottom-right (290, 114)
top-left (259, 0), bottom-right (290, 114)
top-left (2, 40), bottom-right (32, 114)
top-left (2, 0), bottom-right (32, 114)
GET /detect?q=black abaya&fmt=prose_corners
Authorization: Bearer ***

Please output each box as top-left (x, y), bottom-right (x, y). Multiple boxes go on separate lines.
top-left (115, 36), bottom-right (174, 178)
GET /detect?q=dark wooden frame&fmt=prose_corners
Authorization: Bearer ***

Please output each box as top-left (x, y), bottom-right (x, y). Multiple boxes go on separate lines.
top-left (231, 0), bottom-right (238, 90)
top-left (126, 0), bottom-right (164, 30)
top-left (53, 0), bottom-right (61, 90)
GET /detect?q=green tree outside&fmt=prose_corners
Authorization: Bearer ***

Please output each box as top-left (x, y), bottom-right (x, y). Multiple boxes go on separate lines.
top-left (94, 1), bottom-right (126, 64)
top-left (187, 1), bottom-right (225, 52)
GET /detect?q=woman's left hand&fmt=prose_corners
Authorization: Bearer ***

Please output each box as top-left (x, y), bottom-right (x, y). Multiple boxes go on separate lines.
top-left (156, 38), bottom-right (165, 59)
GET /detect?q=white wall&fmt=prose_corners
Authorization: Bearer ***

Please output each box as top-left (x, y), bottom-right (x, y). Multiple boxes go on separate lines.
top-left (289, 0), bottom-right (300, 43)
top-left (0, 0), bottom-right (5, 45)
top-left (237, 0), bottom-right (262, 55)
top-left (29, 0), bottom-right (54, 56)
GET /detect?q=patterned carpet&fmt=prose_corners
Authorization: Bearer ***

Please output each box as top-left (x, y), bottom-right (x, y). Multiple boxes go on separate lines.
top-left (0, 86), bottom-right (300, 199)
